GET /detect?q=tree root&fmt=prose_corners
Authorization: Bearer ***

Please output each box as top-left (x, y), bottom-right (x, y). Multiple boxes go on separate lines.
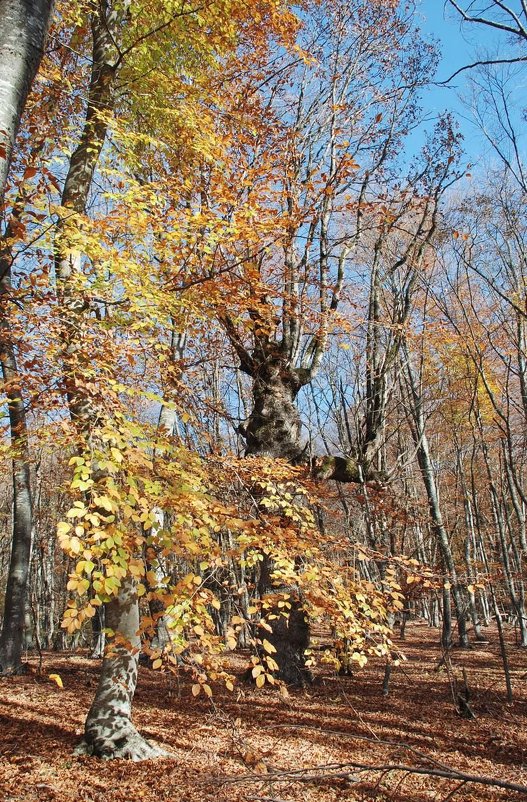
top-left (75, 720), bottom-right (172, 761)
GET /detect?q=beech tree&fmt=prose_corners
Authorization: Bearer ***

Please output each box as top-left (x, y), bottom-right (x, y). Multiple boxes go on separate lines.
top-left (0, 0), bottom-right (54, 201)
top-left (0, 0), bottom-right (55, 674)
top-left (3, 0), bottom-right (525, 766)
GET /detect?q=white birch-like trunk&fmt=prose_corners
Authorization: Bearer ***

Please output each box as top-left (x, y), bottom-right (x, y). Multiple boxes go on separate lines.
top-left (0, 0), bottom-right (54, 200)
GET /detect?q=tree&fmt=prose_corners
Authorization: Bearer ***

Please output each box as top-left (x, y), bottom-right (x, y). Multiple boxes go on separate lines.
top-left (45, 0), bottom-right (302, 758)
top-left (0, 0), bottom-right (55, 673)
top-left (0, 0), bottom-right (54, 201)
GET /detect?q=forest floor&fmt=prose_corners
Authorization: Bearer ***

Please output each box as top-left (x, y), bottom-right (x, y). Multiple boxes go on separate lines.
top-left (1, 622), bottom-right (526, 802)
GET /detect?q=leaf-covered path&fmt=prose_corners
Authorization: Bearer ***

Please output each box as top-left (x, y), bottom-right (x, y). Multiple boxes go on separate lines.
top-left (1, 623), bottom-right (526, 802)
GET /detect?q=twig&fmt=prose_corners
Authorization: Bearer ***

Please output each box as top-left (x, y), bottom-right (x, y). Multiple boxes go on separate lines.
top-left (247, 797), bottom-right (291, 802)
top-left (213, 760), bottom-right (527, 795)
top-left (440, 780), bottom-right (467, 802)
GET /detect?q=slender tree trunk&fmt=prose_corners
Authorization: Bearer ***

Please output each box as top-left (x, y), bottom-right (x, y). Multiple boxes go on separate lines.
top-left (458, 453), bottom-right (485, 641)
top-left (476, 412), bottom-right (527, 646)
top-left (52, 1), bottom-right (160, 759)
top-left (0, 0), bottom-right (54, 201)
top-left (402, 345), bottom-right (469, 647)
top-left (76, 577), bottom-right (165, 759)
top-left (0, 0), bottom-right (53, 675)
top-left (0, 253), bottom-right (33, 674)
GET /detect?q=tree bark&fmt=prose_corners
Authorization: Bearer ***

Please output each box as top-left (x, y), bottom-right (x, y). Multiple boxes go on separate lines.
top-left (0, 0), bottom-right (54, 674)
top-left (0, 332), bottom-right (32, 673)
top-left (0, 212), bottom-right (33, 673)
top-left (76, 577), bottom-right (167, 759)
top-left (53, 0), bottom-right (159, 759)
top-left (0, 0), bottom-right (54, 201)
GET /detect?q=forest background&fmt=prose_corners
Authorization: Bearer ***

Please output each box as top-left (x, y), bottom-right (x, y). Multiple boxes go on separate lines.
top-left (0, 0), bottom-right (526, 795)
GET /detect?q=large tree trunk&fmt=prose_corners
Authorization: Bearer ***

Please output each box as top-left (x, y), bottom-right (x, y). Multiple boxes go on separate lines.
top-left (76, 578), bottom-right (167, 760)
top-left (243, 365), bottom-right (304, 462)
top-left (0, 0), bottom-right (54, 201)
top-left (241, 365), bottom-right (313, 685)
top-left (234, 344), bottom-right (369, 683)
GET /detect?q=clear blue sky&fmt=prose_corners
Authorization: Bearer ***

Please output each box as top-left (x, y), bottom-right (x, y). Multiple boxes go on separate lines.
top-left (408, 1), bottom-right (526, 165)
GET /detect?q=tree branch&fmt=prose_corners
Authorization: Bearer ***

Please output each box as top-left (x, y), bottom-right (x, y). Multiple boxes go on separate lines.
top-left (437, 55), bottom-right (527, 85)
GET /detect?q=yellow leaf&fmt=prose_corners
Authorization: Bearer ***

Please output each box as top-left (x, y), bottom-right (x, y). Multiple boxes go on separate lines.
top-left (203, 684), bottom-right (213, 698)
top-left (191, 684), bottom-right (201, 696)
top-left (94, 495), bottom-right (114, 512)
top-left (48, 673), bottom-right (64, 689)
top-left (152, 658), bottom-right (163, 669)
top-left (57, 521), bottom-right (71, 537)
top-left (255, 673), bottom-right (265, 688)
top-left (262, 639), bottom-right (276, 654)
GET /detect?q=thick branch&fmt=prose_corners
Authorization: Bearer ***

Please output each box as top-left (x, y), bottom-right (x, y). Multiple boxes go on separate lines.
top-left (219, 314), bottom-right (254, 375)
top-left (310, 455), bottom-right (381, 484)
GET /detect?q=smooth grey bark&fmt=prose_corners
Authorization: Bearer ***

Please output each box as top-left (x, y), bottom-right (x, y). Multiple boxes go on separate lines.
top-left (0, 327), bottom-right (33, 673)
top-left (76, 577), bottom-right (166, 759)
top-left (0, 0), bottom-right (54, 202)
top-left (53, 0), bottom-right (159, 760)
top-left (90, 604), bottom-right (105, 659)
top-left (0, 0), bottom-right (54, 674)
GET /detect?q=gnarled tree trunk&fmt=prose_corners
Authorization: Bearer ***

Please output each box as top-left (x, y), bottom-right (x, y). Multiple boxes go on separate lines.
top-left (236, 348), bottom-right (365, 685)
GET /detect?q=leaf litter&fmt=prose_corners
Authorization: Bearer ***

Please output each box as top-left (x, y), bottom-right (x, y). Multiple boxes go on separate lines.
top-left (1, 622), bottom-right (526, 802)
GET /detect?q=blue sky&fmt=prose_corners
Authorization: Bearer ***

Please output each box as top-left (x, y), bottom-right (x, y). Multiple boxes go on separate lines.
top-left (408, 1), bottom-right (526, 165)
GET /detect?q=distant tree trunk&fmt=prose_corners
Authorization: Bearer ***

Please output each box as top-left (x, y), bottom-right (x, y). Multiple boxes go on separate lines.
top-left (402, 343), bottom-right (469, 648)
top-left (0, 222), bottom-right (33, 674)
top-left (90, 605), bottom-right (105, 659)
top-left (475, 410), bottom-right (527, 647)
top-left (0, 0), bottom-right (54, 675)
top-left (0, 338), bottom-right (32, 673)
top-left (0, 0), bottom-right (54, 201)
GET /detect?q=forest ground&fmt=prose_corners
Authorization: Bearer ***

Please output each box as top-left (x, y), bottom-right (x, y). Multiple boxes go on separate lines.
top-left (1, 622), bottom-right (526, 802)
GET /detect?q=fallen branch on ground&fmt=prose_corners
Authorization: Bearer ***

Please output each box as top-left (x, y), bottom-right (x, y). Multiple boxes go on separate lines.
top-left (213, 759), bottom-right (527, 796)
